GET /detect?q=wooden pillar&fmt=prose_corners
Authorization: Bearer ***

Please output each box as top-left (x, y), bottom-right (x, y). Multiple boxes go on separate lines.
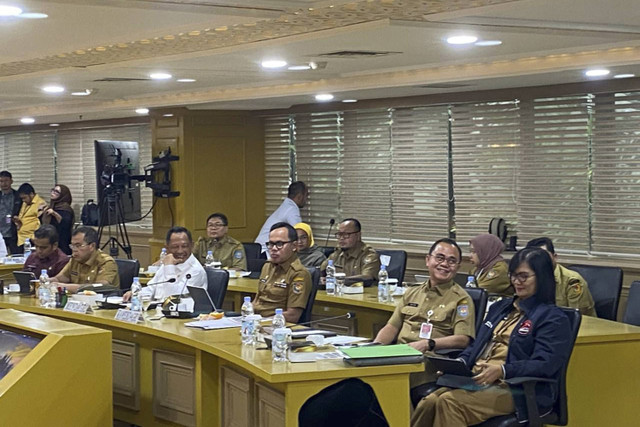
top-left (149, 109), bottom-right (265, 259)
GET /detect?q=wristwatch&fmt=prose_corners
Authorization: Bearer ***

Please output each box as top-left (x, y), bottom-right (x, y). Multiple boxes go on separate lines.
top-left (427, 339), bottom-right (436, 351)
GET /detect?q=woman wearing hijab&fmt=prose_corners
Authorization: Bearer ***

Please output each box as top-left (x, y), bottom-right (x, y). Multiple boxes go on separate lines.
top-left (15, 183), bottom-right (46, 250)
top-left (469, 234), bottom-right (513, 296)
top-left (41, 185), bottom-right (75, 255)
top-left (294, 222), bottom-right (327, 268)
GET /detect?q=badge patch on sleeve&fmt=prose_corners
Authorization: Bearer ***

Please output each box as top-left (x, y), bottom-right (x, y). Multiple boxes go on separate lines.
top-left (487, 269), bottom-right (497, 279)
top-left (569, 282), bottom-right (583, 296)
top-left (293, 282), bottom-right (304, 294)
top-left (234, 250), bottom-right (243, 259)
top-left (518, 319), bottom-right (532, 335)
top-left (457, 305), bottom-right (469, 317)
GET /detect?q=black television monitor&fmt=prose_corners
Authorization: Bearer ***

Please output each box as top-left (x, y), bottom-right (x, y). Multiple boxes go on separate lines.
top-left (94, 140), bottom-right (142, 224)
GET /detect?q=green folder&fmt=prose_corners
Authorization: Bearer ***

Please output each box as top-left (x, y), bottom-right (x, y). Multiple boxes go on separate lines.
top-left (341, 344), bottom-right (424, 366)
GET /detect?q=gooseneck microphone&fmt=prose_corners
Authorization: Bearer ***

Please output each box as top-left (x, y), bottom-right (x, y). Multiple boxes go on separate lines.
top-left (324, 218), bottom-right (336, 248)
top-left (296, 311), bottom-right (354, 326)
top-left (178, 273), bottom-right (193, 298)
top-left (149, 277), bottom-right (177, 301)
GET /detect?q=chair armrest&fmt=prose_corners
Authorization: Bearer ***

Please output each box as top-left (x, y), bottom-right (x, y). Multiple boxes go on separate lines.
top-left (503, 377), bottom-right (557, 427)
top-left (504, 376), bottom-right (556, 386)
top-left (434, 348), bottom-right (462, 358)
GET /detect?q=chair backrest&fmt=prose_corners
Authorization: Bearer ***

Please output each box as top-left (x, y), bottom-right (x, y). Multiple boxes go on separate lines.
top-left (115, 258), bottom-right (140, 291)
top-left (204, 267), bottom-right (230, 309)
top-left (463, 287), bottom-right (488, 333)
top-left (242, 242), bottom-right (265, 260)
top-left (319, 246), bottom-right (335, 258)
top-left (555, 307), bottom-right (582, 425)
top-left (623, 281), bottom-right (640, 326)
top-left (376, 249), bottom-right (408, 283)
top-left (298, 267), bottom-right (320, 324)
top-left (568, 264), bottom-right (623, 321)
top-left (247, 258), bottom-right (267, 279)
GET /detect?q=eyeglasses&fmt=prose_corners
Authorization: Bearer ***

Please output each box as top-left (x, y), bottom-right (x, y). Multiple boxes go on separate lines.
top-left (207, 222), bottom-right (226, 229)
top-left (430, 254), bottom-right (460, 266)
top-left (335, 231), bottom-right (358, 239)
top-left (50, 188), bottom-right (61, 194)
top-left (510, 273), bottom-right (536, 283)
top-left (266, 241), bottom-right (292, 250)
top-left (69, 243), bottom-right (90, 250)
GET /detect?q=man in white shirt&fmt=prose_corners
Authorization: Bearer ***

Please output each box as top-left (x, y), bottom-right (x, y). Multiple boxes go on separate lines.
top-left (255, 181), bottom-right (308, 253)
top-left (124, 226), bottom-right (206, 311)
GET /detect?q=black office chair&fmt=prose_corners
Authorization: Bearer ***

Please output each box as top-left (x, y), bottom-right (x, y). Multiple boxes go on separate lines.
top-left (115, 258), bottom-right (140, 292)
top-left (247, 258), bottom-right (267, 279)
top-left (242, 242), bottom-right (266, 260)
top-left (204, 267), bottom-right (230, 309)
top-left (411, 287), bottom-right (489, 407)
top-left (298, 267), bottom-right (320, 324)
top-left (623, 281), bottom-right (640, 326)
top-left (474, 307), bottom-right (582, 427)
top-left (568, 264), bottom-right (623, 321)
top-left (376, 249), bottom-right (408, 283)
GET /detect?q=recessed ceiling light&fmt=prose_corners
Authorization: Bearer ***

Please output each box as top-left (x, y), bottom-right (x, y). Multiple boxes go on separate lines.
top-left (585, 68), bottom-right (610, 77)
top-left (446, 35), bottom-right (478, 45)
top-left (71, 89), bottom-right (92, 96)
top-left (261, 59), bottom-right (287, 69)
top-left (19, 12), bottom-right (48, 19)
top-left (475, 40), bottom-right (502, 47)
top-left (149, 72), bottom-right (172, 80)
top-left (42, 85), bottom-right (65, 93)
top-left (614, 73), bottom-right (635, 79)
top-left (315, 93), bottom-right (334, 102)
top-left (135, 108), bottom-right (149, 115)
top-left (49, 123), bottom-right (60, 127)
top-left (176, 78), bottom-right (196, 82)
top-left (20, 117), bottom-right (35, 124)
top-left (342, 99), bottom-right (358, 103)
top-left (288, 65), bottom-right (311, 71)
top-left (0, 6), bottom-right (22, 16)
top-left (163, 113), bottom-right (174, 117)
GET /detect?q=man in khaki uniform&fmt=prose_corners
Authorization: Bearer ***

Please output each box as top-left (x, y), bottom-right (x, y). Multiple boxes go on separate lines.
top-left (52, 226), bottom-right (119, 293)
top-left (320, 218), bottom-right (380, 285)
top-left (526, 237), bottom-right (596, 316)
top-left (194, 212), bottom-right (246, 270)
top-left (374, 238), bottom-right (475, 388)
top-left (253, 222), bottom-right (312, 323)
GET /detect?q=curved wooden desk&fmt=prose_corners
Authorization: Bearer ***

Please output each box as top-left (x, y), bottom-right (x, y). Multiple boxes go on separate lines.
top-left (0, 294), bottom-right (422, 427)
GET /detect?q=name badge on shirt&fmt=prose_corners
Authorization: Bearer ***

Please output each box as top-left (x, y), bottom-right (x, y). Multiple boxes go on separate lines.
top-left (419, 322), bottom-right (433, 339)
top-left (274, 281), bottom-right (287, 288)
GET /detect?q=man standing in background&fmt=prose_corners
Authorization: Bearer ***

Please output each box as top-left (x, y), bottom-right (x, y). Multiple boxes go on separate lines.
top-left (0, 171), bottom-right (22, 255)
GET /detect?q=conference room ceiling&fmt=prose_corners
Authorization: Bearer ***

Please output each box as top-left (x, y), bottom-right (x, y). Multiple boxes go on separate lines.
top-left (1, 0), bottom-right (640, 127)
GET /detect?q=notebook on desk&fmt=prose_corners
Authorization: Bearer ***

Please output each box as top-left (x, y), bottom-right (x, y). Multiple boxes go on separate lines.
top-left (341, 344), bottom-right (424, 366)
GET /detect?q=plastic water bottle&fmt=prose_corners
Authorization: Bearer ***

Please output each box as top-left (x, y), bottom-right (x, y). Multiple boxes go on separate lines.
top-left (47, 281), bottom-right (57, 308)
top-left (159, 248), bottom-right (167, 264)
top-left (241, 296), bottom-right (254, 319)
top-left (466, 275), bottom-right (477, 288)
top-left (130, 277), bottom-right (143, 312)
top-left (38, 269), bottom-right (51, 307)
top-left (205, 250), bottom-right (214, 267)
top-left (23, 238), bottom-right (32, 259)
top-left (241, 297), bottom-right (256, 345)
top-left (378, 265), bottom-right (389, 302)
top-left (272, 308), bottom-right (286, 329)
top-left (272, 327), bottom-right (291, 362)
top-left (326, 260), bottom-right (336, 295)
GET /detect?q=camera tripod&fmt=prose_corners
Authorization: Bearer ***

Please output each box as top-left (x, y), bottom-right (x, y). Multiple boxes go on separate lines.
top-left (97, 188), bottom-right (132, 259)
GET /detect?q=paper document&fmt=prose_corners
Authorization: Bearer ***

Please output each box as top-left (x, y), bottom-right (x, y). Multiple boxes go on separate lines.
top-left (184, 317), bottom-right (243, 330)
top-left (324, 336), bottom-right (370, 346)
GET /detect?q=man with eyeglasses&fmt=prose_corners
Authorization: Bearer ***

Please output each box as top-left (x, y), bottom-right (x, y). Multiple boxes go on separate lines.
top-left (255, 181), bottom-right (308, 254)
top-left (194, 213), bottom-right (246, 270)
top-left (374, 238), bottom-right (475, 391)
top-left (51, 226), bottom-right (119, 293)
top-left (319, 218), bottom-right (380, 286)
top-left (525, 237), bottom-right (596, 316)
top-left (0, 171), bottom-right (22, 255)
top-left (253, 222), bottom-right (311, 323)
top-left (124, 227), bottom-right (206, 311)
top-left (23, 224), bottom-right (70, 278)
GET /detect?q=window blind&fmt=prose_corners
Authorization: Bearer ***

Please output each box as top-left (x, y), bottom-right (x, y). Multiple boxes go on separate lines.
top-left (451, 100), bottom-right (520, 243)
top-left (263, 116), bottom-right (293, 217)
top-left (0, 131), bottom-right (56, 197)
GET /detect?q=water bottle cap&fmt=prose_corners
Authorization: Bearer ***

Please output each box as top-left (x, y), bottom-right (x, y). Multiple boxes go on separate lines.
top-left (41, 269), bottom-right (47, 274)
top-left (275, 308), bottom-right (283, 315)
top-left (380, 265), bottom-right (386, 270)
top-left (161, 248), bottom-right (166, 252)
top-left (468, 276), bottom-right (475, 281)
top-left (244, 296), bottom-right (251, 302)
top-left (133, 277), bottom-right (140, 282)
top-left (328, 259), bottom-right (334, 266)
top-left (207, 251), bottom-right (213, 255)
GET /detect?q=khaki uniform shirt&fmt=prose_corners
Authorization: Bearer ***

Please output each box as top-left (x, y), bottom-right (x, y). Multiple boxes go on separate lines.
top-left (555, 264), bottom-right (596, 316)
top-left (59, 249), bottom-right (120, 287)
top-left (472, 261), bottom-right (514, 297)
top-left (253, 256), bottom-right (311, 317)
top-left (321, 241), bottom-right (380, 282)
top-left (388, 280), bottom-right (476, 386)
top-left (474, 302), bottom-right (522, 374)
top-left (194, 235), bottom-right (246, 270)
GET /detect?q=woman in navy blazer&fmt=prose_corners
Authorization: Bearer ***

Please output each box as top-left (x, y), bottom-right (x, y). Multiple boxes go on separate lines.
top-left (411, 248), bottom-right (574, 427)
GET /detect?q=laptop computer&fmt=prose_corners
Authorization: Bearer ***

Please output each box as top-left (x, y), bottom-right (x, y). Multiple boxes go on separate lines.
top-left (13, 271), bottom-right (37, 294)
top-left (187, 285), bottom-right (216, 315)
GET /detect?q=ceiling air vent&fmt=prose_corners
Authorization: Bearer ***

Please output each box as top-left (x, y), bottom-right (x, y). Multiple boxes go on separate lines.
top-left (316, 50), bottom-right (402, 58)
top-left (417, 83), bottom-right (471, 89)
top-left (93, 77), bottom-right (151, 82)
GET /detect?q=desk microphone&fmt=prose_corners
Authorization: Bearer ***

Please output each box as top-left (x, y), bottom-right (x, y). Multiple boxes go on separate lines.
top-left (148, 277), bottom-right (177, 302)
top-left (178, 273), bottom-right (192, 298)
top-left (323, 218), bottom-right (336, 248)
top-left (295, 311), bottom-right (355, 326)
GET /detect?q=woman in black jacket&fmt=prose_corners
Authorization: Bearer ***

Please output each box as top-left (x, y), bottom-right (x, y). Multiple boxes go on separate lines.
top-left (411, 248), bottom-right (574, 427)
